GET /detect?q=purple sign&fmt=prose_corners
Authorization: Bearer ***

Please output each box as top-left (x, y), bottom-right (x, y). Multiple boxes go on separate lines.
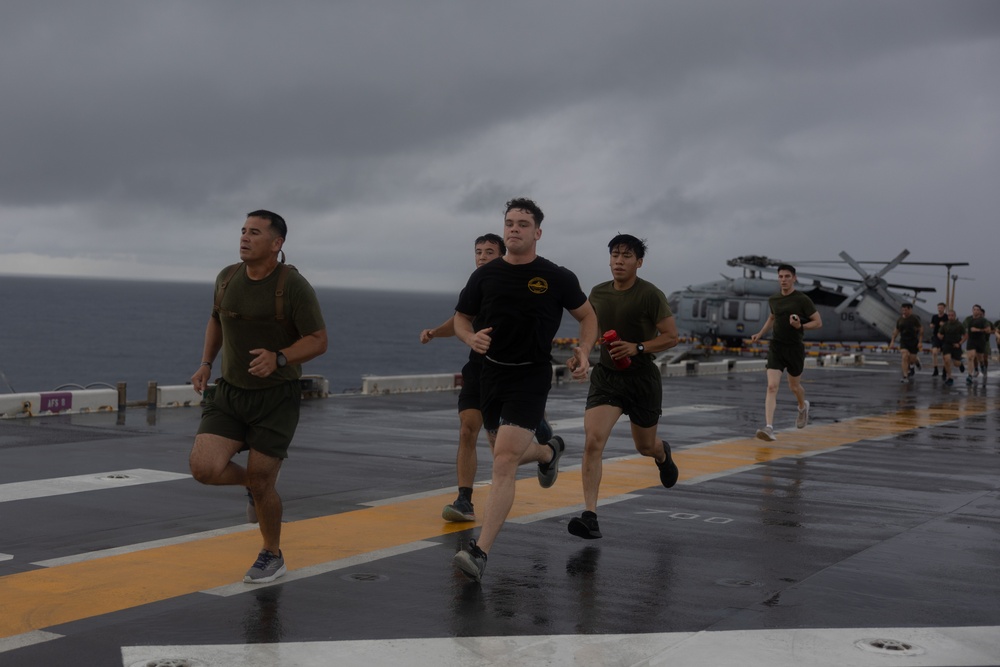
top-left (39, 392), bottom-right (73, 413)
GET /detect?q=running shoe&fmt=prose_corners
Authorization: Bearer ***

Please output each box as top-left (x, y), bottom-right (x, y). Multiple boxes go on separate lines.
top-left (453, 539), bottom-right (488, 582)
top-left (244, 549), bottom-right (286, 584)
top-left (966, 375), bottom-right (974, 385)
top-left (568, 511), bottom-right (603, 539)
top-left (900, 377), bottom-right (909, 384)
top-left (932, 367), bottom-right (939, 377)
top-left (755, 425), bottom-right (776, 441)
top-left (656, 440), bottom-right (679, 488)
top-left (796, 400), bottom-right (810, 429)
top-left (246, 487), bottom-right (257, 524)
top-left (960, 362), bottom-right (966, 373)
top-left (945, 377), bottom-right (954, 386)
top-left (535, 418), bottom-right (553, 445)
top-left (908, 365), bottom-right (915, 377)
top-left (915, 358), bottom-right (922, 370)
top-left (537, 435), bottom-right (565, 488)
top-left (442, 496), bottom-right (476, 522)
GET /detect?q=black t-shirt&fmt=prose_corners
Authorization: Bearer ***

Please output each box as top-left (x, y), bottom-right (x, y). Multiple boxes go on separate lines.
top-left (456, 256), bottom-right (587, 365)
top-left (931, 313), bottom-right (947, 336)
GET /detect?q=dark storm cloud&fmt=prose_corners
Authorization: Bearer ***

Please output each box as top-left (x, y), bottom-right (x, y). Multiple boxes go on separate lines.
top-left (0, 0), bottom-right (997, 306)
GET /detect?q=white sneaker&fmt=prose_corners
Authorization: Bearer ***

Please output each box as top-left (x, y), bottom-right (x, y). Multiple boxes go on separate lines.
top-left (796, 400), bottom-right (810, 429)
top-left (755, 425), bottom-right (776, 441)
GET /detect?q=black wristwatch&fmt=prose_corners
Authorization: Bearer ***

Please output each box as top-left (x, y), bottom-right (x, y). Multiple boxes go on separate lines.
top-left (275, 350), bottom-right (287, 368)
top-left (636, 343), bottom-right (645, 354)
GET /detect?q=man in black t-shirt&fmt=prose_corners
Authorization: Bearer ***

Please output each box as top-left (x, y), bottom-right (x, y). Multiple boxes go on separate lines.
top-left (889, 303), bottom-right (923, 383)
top-left (451, 197), bottom-right (598, 582)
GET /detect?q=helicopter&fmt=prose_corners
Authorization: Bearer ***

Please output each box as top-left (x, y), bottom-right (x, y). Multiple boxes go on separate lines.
top-left (666, 250), bottom-right (968, 347)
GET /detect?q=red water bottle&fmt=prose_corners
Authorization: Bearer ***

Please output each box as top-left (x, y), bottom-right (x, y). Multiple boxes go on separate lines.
top-left (602, 330), bottom-right (632, 369)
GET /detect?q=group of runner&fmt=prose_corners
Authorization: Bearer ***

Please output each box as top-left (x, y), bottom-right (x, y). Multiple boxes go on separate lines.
top-left (891, 302), bottom-right (997, 386)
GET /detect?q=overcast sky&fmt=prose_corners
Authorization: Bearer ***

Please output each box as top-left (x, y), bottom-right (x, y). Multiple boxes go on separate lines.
top-left (1, 1), bottom-right (998, 314)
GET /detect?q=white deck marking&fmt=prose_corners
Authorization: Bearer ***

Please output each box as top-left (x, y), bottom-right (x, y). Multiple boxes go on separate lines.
top-left (121, 625), bottom-right (1000, 667)
top-left (0, 469), bottom-right (190, 503)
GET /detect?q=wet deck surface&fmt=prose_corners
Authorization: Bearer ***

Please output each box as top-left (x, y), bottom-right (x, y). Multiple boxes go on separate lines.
top-left (1, 362), bottom-right (998, 666)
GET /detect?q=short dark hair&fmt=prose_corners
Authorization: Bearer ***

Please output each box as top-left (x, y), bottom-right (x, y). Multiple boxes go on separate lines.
top-left (937, 302), bottom-right (946, 307)
top-left (475, 233), bottom-right (506, 256)
top-left (247, 209), bottom-right (287, 240)
top-left (504, 197), bottom-right (544, 226)
top-left (901, 303), bottom-right (913, 309)
top-left (607, 234), bottom-right (647, 259)
top-left (776, 263), bottom-right (796, 275)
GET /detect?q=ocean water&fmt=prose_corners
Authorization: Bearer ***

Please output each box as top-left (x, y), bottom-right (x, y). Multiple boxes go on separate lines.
top-left (0, 275), bottom-right (581, 399)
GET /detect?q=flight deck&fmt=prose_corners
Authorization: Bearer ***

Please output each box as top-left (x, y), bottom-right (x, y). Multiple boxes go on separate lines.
top-left (0, 361), bottom-right (998, 666)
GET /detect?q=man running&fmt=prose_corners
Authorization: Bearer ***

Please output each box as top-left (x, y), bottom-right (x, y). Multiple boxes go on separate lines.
top-left (749, 264), bottom-right (822, 441)
top-left (568, 234), bottom-right (679, 540)
top-left (451, 197), bottom-right (597, 582)
top-left (889, 303), bottom-right (923, 383)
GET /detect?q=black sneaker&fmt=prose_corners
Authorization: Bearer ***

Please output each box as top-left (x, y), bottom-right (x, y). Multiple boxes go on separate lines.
top-left (568, 511), bottom-right (603, 539)
top-left (915, 358), bottom-right (922, 370)
top-left (442, 496), bottom-right (475, 522)
top-left (908, 365), bottom-right (915, 377)
top-left (537, 435), bottom-right (565, 488)
top-left (656, 441), bottom-right (679, 488)
top-left (960, 362), bottom-right (966, 373)
top-left (453, 539), bottom-right (487, 582)
top-left (932, 367), bottom-right (939, 377)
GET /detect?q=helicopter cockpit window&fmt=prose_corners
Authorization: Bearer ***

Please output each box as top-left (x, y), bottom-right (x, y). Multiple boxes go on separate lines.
top-left (700, 300), bottom-right (709, 318)
top-left (691, 299), bottom-right (700, 318)
top-left (744, 301), bottom-right (762, 321)
top-left (723, 301), bottom-right (740, 320)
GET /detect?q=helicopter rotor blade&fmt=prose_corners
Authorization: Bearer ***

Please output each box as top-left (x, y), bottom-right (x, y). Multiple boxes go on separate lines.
top-left (872, 249), bottom-right (910, 280)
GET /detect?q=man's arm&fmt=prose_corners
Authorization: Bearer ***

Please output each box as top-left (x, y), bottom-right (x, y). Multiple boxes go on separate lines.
top-left (612, 315), bottom-right (679, 359)
top-left (800, 311), bottom-right (823, 331)
top-left (191, 316), bottom-right (223, 394)
top-left (750, 313), bottom-right (775, 343)
top-left (249, 328), bottom-right (329, 378)
top-left (567, 300), bottom-right (598, 380)
top-left (454, 312), bottom-right (492, 355)
top-left (420, 315), bottom-right (456, 344)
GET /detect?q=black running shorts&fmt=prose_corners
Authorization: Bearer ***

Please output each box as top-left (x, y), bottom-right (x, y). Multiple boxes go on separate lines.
top-left (766, 342), bottom-right (806, 377)
top-left (479, 361), bottom-right (551, 433)
top-left (457, 357), bottom-right (483, 413)
top-left (585, 363), bottom-right (662, 428)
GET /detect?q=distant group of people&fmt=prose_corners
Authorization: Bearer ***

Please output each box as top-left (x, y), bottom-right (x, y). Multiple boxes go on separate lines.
top-left (187, 201), bottom-right (968, 586)
top-left (893, 301), bottom-right (997, 386)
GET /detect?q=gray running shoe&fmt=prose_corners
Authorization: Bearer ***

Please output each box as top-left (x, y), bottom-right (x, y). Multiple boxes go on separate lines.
top-left (537, 435), bottom-right (565, 488)
top-left (796, 400), bottom-right (810, 429)
top-left (567, 511), bottom-right (602, 539)
top-left (442, 496), bottom-right (475, 522)
top-left (246, 488), bottom-right (258, 524)
top-left (755, 425), bottom-right (776, 442)
top-left (244, 549), bottom-right (286, 584)
top-left (453, 539), bottom-right (487, 582)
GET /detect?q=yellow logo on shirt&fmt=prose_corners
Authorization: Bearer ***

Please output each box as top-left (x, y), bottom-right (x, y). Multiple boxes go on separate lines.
top-left (528, 277), bottom-right (548, 294)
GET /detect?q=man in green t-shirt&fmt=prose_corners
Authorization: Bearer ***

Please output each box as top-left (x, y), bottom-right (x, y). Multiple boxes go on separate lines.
top-left (189, 210), bottom-right (328, 584)
top-left (937, 308), bottom-right (965, 386)
top-left (749, 264), bottom-right (822, 441)
top-left (567, 234), bottom-right (679, 540)
top-left (889, 303), bottom-right (923, 383)
top-left (963, 304), bottom-right (992, 384)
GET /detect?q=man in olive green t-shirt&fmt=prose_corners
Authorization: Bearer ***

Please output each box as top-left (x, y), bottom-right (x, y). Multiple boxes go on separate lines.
top-left (749, 264), bottom-right (822, 441)
top-left (189, 210), bottom-right (327, 584)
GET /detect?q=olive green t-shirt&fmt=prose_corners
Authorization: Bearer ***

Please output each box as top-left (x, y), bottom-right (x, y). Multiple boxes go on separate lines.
top-left (939, 319), bottom-right (965, 345)
top-left (895, 314), bottom-right (922, 343)
top-left (588, 277), bottom-right (672, 370)
top-left (212, 264), bottom-right (326, 389)
top-left (768, 291), bottom-right (817, 346)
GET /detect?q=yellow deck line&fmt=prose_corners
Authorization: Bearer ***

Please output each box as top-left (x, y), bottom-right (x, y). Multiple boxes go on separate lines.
top-left (1, 396), bottom-right (996, 638)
